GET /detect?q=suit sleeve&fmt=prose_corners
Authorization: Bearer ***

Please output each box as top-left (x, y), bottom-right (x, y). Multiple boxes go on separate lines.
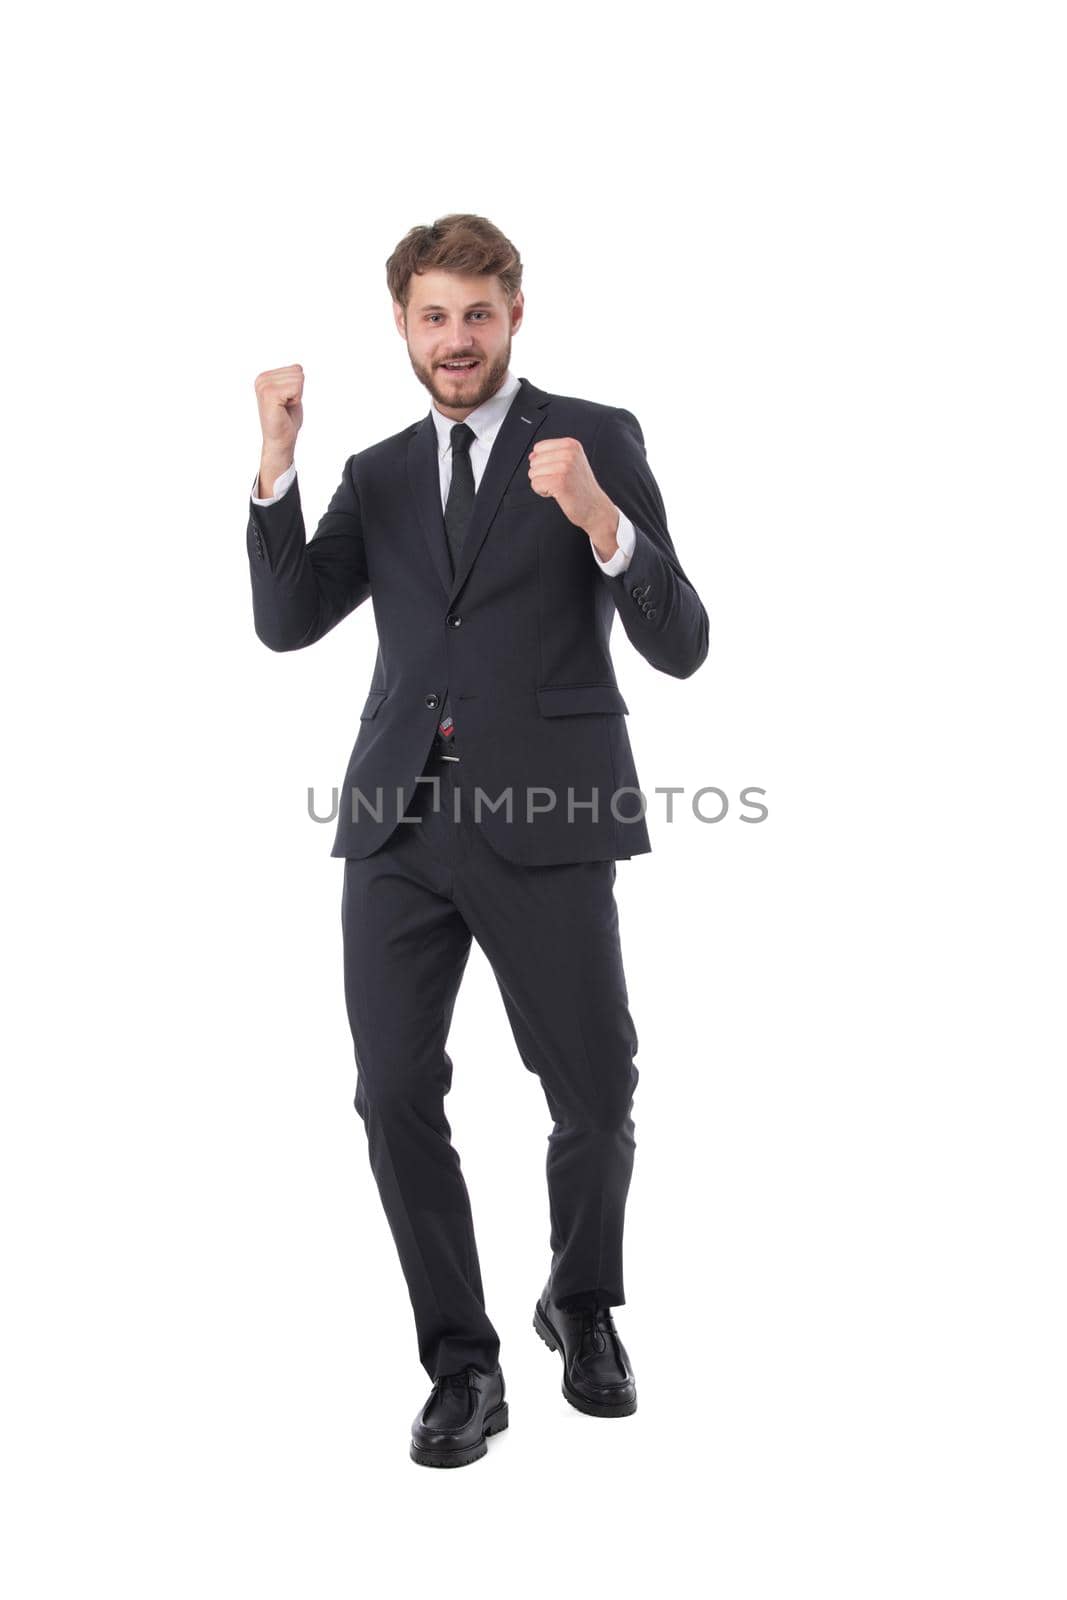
top-left (591, 408), bottom-right (709, 679)
top-left (246, 456), bottom-right (370, 651)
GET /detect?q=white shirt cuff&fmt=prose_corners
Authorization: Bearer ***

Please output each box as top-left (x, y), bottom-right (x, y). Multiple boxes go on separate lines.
top-left (591, 509), bottom-right (636, 576)
top-left (251, 462), bottom-right (297, 506)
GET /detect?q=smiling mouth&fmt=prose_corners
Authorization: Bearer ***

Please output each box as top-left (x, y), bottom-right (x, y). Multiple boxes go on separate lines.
top-left (439, 359), bottom-right (480, 373)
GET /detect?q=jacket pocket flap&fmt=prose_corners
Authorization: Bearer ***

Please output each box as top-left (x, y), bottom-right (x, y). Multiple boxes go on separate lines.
top-left (536, 683), bottom-right (629, 716)
top-left (359, 690), bottom-right (388, 720)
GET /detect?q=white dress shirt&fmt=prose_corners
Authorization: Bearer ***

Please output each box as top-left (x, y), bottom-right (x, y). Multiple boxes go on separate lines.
top-left (251, 367), bottom-right (635, 575)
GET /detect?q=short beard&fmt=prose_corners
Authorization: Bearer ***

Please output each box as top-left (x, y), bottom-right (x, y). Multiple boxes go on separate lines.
top-left (410, 343), bottom-right (510, 411)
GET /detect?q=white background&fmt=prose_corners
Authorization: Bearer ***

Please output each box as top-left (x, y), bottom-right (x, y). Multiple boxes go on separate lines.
top-left (2, 2), bottom-right (1063, 1595)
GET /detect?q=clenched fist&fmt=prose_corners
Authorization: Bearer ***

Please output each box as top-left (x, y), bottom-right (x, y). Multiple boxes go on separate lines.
top-left (527, 436), bottom-right (621, 560)
top-left (254, 365), bottom-right (304, 491)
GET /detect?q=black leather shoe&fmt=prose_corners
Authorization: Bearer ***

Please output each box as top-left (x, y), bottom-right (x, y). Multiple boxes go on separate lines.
top-left (410, 1364), bottom-right (509, 1467)
top-left (533, 1279), bottom-right (637, 1417)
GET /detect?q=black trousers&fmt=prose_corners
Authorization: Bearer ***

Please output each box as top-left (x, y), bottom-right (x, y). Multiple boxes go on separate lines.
top-left (340, 743), bottom-right (640, 1380)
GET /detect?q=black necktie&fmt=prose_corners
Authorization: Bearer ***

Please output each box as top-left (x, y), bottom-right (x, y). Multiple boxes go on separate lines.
top-left (444, 422), bottom-right (476, 576)
top-left (433, 422), bottom-right (477, 756)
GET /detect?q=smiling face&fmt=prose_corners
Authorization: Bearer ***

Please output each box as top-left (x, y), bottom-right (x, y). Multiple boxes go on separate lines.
top-left (394, 268), bottom-right (524, 419)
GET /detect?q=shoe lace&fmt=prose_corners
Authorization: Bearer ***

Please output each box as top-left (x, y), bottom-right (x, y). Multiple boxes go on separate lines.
top-left (434, 1368), bottom-right (475, 1391)
top-left (577, 1307), bottom-right (615, 1355)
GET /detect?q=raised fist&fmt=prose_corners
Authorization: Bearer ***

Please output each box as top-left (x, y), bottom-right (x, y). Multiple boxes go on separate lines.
top-left (254, 364), bottom-right (305, 457)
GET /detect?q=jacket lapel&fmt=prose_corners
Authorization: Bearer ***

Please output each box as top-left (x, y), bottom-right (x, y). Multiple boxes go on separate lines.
top-left (406, 375), bottom-right (551, 603)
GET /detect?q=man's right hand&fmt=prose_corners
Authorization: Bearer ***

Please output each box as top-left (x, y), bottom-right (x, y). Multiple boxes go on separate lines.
top-left (254, 364), bottom-right (304, 498)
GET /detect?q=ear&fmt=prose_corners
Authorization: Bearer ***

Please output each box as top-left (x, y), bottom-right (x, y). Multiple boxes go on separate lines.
top-left (392, 300), bottom-right (407, 338)
top-left (510, 289), bottom-right (525, 334)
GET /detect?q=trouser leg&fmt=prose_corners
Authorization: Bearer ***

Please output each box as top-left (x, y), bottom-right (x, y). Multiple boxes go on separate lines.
top-left (340, 794), bottom-right (500, 1380)
top-left (450, 810), bottom-right (640, 1312)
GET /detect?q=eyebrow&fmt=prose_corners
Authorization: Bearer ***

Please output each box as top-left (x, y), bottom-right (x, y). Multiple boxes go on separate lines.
top-left (416, 301), bottom-right (496, 312)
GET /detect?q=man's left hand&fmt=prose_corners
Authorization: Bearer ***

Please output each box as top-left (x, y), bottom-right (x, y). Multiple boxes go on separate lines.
top-left (528, 437), bottom-right (621, 561)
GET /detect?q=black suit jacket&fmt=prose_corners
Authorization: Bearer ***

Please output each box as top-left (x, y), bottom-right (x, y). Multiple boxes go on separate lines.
top-left (246, 374), bottom-right (709, 865)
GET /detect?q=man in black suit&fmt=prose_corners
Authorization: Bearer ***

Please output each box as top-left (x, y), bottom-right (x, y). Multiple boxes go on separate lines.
top-left (247, 213), bottom-right (708, 1468)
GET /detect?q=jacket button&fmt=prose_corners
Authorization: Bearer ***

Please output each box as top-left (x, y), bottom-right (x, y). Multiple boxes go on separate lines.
top-left (425, 693), bottom-right (440, 709)
top-left (446, 613), bottom-right (462, 627)
top-left (631, 585), bottom-right (643, 599)
top-left (646, 607), bottom-right (657, 619)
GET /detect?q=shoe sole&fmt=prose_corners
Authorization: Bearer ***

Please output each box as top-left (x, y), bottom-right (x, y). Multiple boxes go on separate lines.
top-left (409, 1399), bottom-right (509, 1468)
top-left (532, 1301), bottom-right (638, 1418)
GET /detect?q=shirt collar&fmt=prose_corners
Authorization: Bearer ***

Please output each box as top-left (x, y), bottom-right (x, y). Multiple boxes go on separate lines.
top-left (430, 367), bottom-right (521, 456)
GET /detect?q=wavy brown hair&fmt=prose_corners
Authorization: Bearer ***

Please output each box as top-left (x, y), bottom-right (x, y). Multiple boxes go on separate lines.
top-left (386, 213), bottom-right (523, 313)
